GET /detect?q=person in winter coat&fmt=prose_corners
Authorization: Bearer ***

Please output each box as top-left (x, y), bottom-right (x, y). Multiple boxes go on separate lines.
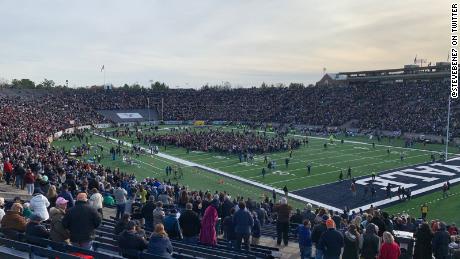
top-left (24, 169), bottom-right (35, 195)
top-left (1, 203), bottom-right (26, 235)
top-left (118, 221), bottom-right (148, 259)
top-left (152, 201), bottom-right (165, 228)
top-left (360, 223), bottom-right (380, 259)
top-left (273, 197), bottom-right (292, 246)
top-left (30, 190), bottom-right (50, 221)
top-left (141, 196), bottom-right (156, 230)
top-left (413, 222), bottom-right (434, 259)
top-left (89, 188), bottom-right (103, 216)
top-left (25, 213), bottom-right (50, 243)
top-left (318, 219), bottom-right (344, 259)
top-left (147, 223), bottom-right (173, 259)
top-left (58, 184), bottom-right (74, 209)
top-left (223, 208), bottom-right (236, 247)
top-left (378, 231), bottom-right (400, 259)
top-left (233, 201), bottom-right (254, 250)
top-left (49, 197), bottom-right (70, 244)
top-left (297, 219), bottom-right (312, 259)
top-left (343, 224), bottom-right (360, 259)
top-left (251, 212), bottom-right (261, 245)
top-left (179, 203), bottom-right (201, 243)
top-left (312, 215), bottom-right (329, 259)
top-left (199, 198), bottom-right (219, 246)
top-left (114, 214), bottom-right (131, 236)
top-left (62, 193), bottom-right (101, 250)
top-left (432, 222), bottom-right (450, 259)
top-left (163, 209), bottom-right (182, 239)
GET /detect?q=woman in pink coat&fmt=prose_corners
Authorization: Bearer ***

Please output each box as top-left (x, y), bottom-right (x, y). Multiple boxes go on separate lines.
top-left (199, 198), bottom-right (219, 246)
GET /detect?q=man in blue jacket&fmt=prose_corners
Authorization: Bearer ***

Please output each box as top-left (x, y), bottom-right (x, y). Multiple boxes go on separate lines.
top-left (318, 219), bottom-right (344, 259)
top-left (298, 219), bottom-right (312, 259)
top-left (233, 202), bottom-right (254, 250)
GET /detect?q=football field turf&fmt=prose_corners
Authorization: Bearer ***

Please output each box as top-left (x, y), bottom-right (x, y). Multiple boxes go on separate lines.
top-left (52, 125), bottom-right (460, 222)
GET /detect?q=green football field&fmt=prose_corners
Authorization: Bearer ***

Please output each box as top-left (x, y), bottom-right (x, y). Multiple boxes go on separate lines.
top-left (52, 125), bottom-right (460, 222)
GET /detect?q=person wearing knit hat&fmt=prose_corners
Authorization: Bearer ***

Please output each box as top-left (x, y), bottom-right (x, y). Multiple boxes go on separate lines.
top-left (318, 217), bottom-right (344, 259)
top-left (273, 196), bottom-right (293, 246)
top-left (326, 218), bottom-right (336, 229)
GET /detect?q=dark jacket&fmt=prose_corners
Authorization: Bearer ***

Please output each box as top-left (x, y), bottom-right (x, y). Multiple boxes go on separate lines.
top-left (233, 209), bottom-right (254, 234)
top-left (25, 221), bottom-right (50, 239)
top-left (147, 233), bottom-right (173, 258)
top-left (62, 200), bottom-right (101, 243)
top-left (273, 204), bottom-right (292, 223)
top-left (252, 218), bottom-right (261, 238)
top-left (318, 229), bottom-right (344, 258)
top-left (432, 228), bottom-right (450, 258)
top-left (179, 210), bottom-right (200, 238)
top-left (58, 191), bottom-right (74, 208)
top-left (342, 231), bottom-right (359, 259)
top-left (118, 230), bottom-right (148, 258)
top-left (163, 214), bottom-right (182, 239)
top-left (311, 223), bottom-right (327, 244)
top-left (223, 215), bottom-right (236, 241)
top-left (141, 201), bottom-right (155, 223)
top-left (413, 229), bottom-right (434, 259)
top-left (221, 199), bottom-right (234, 219)
top-left (361, 232), bottom-right (380, 259)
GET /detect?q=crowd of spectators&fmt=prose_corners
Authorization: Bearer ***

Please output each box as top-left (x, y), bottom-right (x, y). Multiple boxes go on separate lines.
top-left (140, 128), bottom-right (301, 154)
top-left (2, 80), bottom-right (457, 137)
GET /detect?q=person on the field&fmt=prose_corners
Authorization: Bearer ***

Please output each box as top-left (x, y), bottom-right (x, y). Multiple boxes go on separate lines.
top-left (363, 184), bottom-right (369, 200)
top-left (307, 162), bottom-right (311, 175)
top-left (285, 157), bottom-right (289, 168)
top-left (339, 170), bottom-right (343, 181)
top-left (261, 168), bottom-right (266, 178)
top-left (347, 167), bottom-right (352, 179)
top-left (421, 204), bottom-right (428, 219)
top-left (351, 182), bottom-right (357, 198)
top-left (386, 184), bottom-right (392, 199)
top-left (283, 185), bottom-right (288, 197)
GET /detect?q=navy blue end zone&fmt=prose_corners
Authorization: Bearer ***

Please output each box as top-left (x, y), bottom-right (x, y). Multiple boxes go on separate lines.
top-left (291, 157), bottom-right (460, 212)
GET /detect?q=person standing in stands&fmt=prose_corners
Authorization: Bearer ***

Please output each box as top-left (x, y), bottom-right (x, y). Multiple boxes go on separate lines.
top-left (432, 222), bottom-right (450, 259)
top-left (360, 223), bottom-right (380, 259)
top-left (152, 201), bottom-right (165, 228)
top-left (148, 223), bottom-right (173, 259)
top-left (342, 224), bottom-right (360, 259)
top-left (378, 232), bottom-right (400, 259)
top-left (413, 222), bottom-right (434, 259)
top-left (89, 188), bottom-right (103, 216)
top-left (273, 197), bottom-right (292, 246)
top-left (49, 197), bottom-right (70, 244)
top-left (24, 169), bottom-right (35, 195)
top-left (58, 184), bottom-right (74, 209)
top-left (297, 219), bottom-right (312, 259)
top-left (179, 203), bottom-right (201, 243)
top-left (318, 219), bottom-right (344, 259)
top-left (62, 192), bottom-right (101, 250)
top-left (118, 220), bottom-right (148, 259)
top-left (30, 189), bottom-right (50, 221)
top-left (251, 212), bottom-right (261, 246)
top-left (141, 196), bottom-right (156, 230)
top-left (199, 198), bottom-right (219, 246)
top-left (3, 158), bottom-right (13, 186)
top-left (0, 203), bottom-right (26, 236)
top-left (114, 183), bottom-right (128, 219)
top-left (25, 214), bottom-right (50, 240)
top-left (233, 201), bottom-right (254, 250)
top-left (164, 209), bottom-right (183, 239)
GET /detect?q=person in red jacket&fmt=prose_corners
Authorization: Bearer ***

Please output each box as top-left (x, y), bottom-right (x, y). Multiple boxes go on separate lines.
top-left (24, 169), bottom-right (35, 195)
top-left (378, 231), bottom-right (400, 259)
top-left (3, 158), bottom-right (13, 185)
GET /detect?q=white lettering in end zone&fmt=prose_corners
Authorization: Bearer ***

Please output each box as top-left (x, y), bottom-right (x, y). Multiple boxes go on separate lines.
top-left (116, 113), bottom-right (143, 119)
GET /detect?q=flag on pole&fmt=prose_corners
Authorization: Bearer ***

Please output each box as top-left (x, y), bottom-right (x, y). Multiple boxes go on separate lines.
top-left (101, 65), bottom-right (104, 72)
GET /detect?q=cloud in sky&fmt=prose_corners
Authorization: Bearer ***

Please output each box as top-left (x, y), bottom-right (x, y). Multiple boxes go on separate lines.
top-left (0, 0), bottom-right (449, 88)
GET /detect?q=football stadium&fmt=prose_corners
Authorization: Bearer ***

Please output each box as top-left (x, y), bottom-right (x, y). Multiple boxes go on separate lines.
top-left (0, 1), bottom-right (459, 259)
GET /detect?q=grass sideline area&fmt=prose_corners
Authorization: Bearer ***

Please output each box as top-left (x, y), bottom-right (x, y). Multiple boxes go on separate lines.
top-left (52, 125), bottom-right (460, 221)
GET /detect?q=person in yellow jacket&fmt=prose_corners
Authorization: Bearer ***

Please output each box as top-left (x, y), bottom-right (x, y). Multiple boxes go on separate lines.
top-left (421, 204), bottom-right (428, 219)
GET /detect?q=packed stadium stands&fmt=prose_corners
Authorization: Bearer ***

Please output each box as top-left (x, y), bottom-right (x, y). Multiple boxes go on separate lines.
top-left (0, 81), bottom-right (459, 259)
